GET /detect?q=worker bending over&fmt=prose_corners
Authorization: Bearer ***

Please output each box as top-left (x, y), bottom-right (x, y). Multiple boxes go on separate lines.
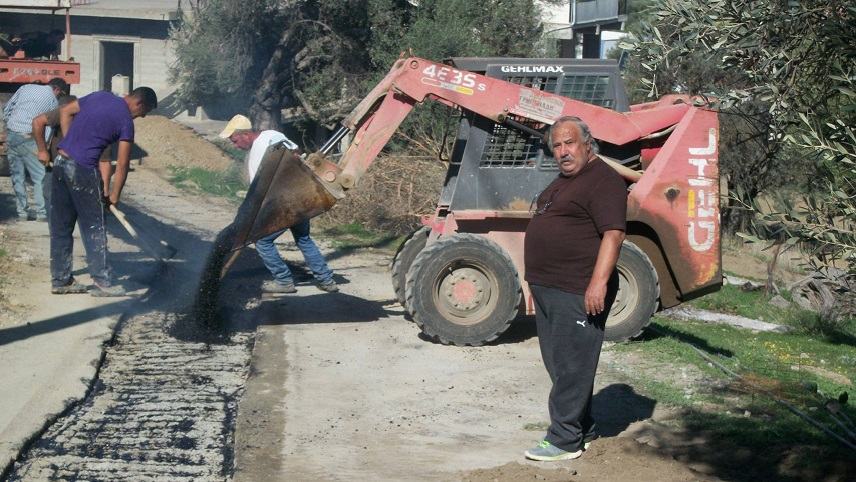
top-left (220, 114), bottom-right (338, 294)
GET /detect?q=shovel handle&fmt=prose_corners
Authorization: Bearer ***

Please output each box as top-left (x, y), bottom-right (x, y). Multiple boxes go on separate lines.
top-left (109, 205), bottom-right (139, 237)
top-left (109, 204), bottom-right (164, 262)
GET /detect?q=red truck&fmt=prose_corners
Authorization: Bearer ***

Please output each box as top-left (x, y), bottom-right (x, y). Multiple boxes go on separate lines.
top-left (219, 56), bottom-right (721, 346)
top-left (0, 0), bottom-right (81, 175)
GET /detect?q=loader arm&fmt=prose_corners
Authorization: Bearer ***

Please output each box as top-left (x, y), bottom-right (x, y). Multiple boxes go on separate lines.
top-left (227, 57), bottom-right (704, 253)
top-left (330, 57), bottom-right (692, 190)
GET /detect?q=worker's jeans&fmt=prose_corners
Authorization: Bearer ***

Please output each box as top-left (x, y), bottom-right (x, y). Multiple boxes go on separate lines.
top-left (255, 220), bottom-right (333, 285)
top-left (530, 279), bottom-right (617, 452)
top-left (49, 155), bottom-right (111, 288)
top-left (7, 131), bottom-right (47, 219)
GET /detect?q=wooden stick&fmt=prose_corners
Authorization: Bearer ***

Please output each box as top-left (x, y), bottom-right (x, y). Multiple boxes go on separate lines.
top-left (109, 204), bottom-right (166, 262)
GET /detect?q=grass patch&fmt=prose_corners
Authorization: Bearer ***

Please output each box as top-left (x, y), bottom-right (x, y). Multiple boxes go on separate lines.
top-left (629, 317), bottom-right (855, 403)
top-left (613, 315), bottom-right (856, 474)
top-left (318, 222), bottom-right (402, 251)
top-left (689, 282), bottom-right (856, 339)
top-left (211, 138), bottom-right (247, 162)
top-left (167, 164), bottom-right (245, 202)
top-left (689, 283), bottom-right (793, 322)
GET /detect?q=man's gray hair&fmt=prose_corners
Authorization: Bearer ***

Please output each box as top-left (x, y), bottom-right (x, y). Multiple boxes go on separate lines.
top-left (546, 115), bottom-right (599, 154)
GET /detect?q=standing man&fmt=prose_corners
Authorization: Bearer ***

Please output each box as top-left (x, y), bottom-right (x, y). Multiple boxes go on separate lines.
top-left (523, 116), bottom-right (627, 461)
top-left (220, 114), bottom-right (338, 294)
top-left (2, 77), bottom-right (68, 221)
top-left (49, 87), bottom-right (157, 296)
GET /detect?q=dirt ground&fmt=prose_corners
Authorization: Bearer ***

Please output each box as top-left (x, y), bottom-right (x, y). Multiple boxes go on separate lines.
top-left (0, 115), bottom-right (842, 481)
top-left (132, 116), bottom-right (237, 174)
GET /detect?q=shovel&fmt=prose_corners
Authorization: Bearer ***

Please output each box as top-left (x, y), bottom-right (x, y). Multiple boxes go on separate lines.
top-left (109, 204), bottom-right (177, 262)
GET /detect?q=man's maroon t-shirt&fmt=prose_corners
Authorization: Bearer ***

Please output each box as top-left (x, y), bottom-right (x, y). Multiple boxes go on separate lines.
top-left (524, 157), bottom-right (628, 294)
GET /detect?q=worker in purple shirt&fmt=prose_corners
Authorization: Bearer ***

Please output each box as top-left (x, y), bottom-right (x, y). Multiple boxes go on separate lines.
top-left (47, 87), bottom-right (157, 297)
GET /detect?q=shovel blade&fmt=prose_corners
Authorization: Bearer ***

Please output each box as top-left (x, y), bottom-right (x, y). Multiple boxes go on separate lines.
top-left (229, 146), bottom-right (344, 251)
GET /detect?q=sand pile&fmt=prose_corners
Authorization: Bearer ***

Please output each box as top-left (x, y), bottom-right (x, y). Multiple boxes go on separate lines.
top-left (133, 116), bottom-right (236, 173)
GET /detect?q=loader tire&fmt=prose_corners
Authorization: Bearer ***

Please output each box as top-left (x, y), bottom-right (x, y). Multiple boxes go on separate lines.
top-left (605, 241), bottom-right (660, 342)
top-left (390, 226), bottom-right (430, 312)
top-left (406, 234), bottom-right (521, 346)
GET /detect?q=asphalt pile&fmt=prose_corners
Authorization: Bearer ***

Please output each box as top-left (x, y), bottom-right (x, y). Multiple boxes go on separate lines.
top-left (6, 311), bottom-right (251, 481)
top-left (193, 224), bottom-right (239, 329)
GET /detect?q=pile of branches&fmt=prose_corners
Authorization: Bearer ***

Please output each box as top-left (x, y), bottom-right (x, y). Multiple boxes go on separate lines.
top-left (315, 154), bottom-right (446, 236)
top-left (791, 268), bottom-right (856, 321)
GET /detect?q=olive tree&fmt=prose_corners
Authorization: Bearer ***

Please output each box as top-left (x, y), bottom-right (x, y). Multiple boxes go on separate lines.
top-left (623, 0), bottom-right (854, 277)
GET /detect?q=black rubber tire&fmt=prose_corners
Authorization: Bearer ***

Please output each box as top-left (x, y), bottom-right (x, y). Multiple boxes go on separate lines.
top-left (405, 233), bottom-right (521, 346)
top-left (390, 226), bottom-right (430, 311)
top-left (605, 241), bottom-right (660, 342)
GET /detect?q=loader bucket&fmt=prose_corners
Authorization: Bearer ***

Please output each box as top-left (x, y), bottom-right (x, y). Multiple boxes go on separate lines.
top-left (227, 146), bottom-right (344, 252)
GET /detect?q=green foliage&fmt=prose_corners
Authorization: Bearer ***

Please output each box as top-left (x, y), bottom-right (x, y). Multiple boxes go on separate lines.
top-left (169, 0), bottom-right (285, 106)
top-left (170, 0), bottom-right (548, 145)
top-left (793, 310), bottom-right (856, 341)
top-left (622, 0), bottom-right (855, 275)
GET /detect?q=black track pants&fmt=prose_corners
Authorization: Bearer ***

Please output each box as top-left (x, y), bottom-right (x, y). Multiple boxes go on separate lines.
top-left (530, 282), bottom-right (615, 452)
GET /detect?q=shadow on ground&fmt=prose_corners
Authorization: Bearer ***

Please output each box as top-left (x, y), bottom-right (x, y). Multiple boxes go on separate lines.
top-left (592, 383), bottom-right (656, 437)
top-left (0, 191), bottom-right (18, 222)
top-left (0, 202), bottom-right (214, 346)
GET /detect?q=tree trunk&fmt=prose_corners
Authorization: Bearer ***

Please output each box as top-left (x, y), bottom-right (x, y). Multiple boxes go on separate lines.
top-left (248, 27), bottom-right (295, 132)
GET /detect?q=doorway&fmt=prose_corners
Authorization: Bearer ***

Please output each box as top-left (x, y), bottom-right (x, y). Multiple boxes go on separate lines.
top-left (100, 41), bottom-right (134, 92)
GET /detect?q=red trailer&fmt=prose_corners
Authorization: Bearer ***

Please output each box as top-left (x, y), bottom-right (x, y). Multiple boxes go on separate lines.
top-left (0, 0), bottom-right (81, 174)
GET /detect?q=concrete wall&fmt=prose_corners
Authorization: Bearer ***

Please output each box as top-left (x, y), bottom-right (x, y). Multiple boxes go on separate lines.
top-left (0, 12), bottom-right (176, 99)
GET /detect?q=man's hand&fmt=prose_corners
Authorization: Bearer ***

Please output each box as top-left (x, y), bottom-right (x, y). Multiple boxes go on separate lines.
top-left (37, 149), bottom-right (51, 166)
top-left (584, 280), bottom-right (608, 316)
top-left (585, 229), bottom-right (626, 317)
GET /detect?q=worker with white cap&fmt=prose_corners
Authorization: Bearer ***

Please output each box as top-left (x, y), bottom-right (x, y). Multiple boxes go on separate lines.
top-left (219, 114), bottom-right (338, 294)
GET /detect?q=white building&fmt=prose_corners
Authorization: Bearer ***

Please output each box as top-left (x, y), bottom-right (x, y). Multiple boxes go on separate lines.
top-left (539, 0), bottom-right (628, 58)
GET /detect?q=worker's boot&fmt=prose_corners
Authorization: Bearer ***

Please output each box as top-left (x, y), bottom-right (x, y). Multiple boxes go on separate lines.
top-left (262, 280), bottom-right (297, 294)
top-left (90, 283), bottom-right (128, 297)
top-left (51, 278), bottom-right (88, 294)
top-left (318, 280), bottom-right (338, 293)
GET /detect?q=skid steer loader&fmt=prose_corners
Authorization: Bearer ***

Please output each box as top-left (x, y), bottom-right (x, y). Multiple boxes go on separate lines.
top-left (216, 56), bottom-right (721, 346)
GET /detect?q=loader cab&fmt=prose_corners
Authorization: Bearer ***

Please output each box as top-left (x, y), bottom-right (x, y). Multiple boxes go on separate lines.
top-left (440, 57), bottom-right (631, 213)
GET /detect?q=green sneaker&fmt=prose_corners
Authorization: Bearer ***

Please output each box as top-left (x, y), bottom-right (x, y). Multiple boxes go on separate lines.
top-left (524, 440), bottom-right (582, 461)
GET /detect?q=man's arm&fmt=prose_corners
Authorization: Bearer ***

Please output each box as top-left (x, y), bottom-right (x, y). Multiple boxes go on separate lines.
top-left (32, 113), bottom-right (52, 165)
top-left (584, 229), bottom-right (625, 316)
top-left (58, 99), bottom-right (80, 139)
top-left (108, 140), bottom-right (132, 204)
top-left (99, 159), bottom-right (112, 195)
